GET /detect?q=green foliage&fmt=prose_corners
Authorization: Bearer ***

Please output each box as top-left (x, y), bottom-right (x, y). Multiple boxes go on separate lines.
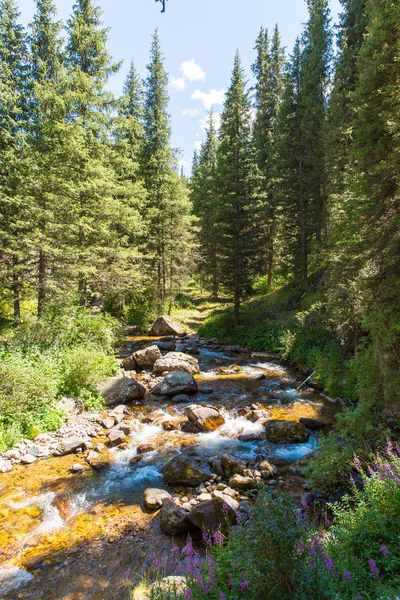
top-left (125, 288), bottom-right (158, 331)
top-left (59, 344), bottom-right (117, 397)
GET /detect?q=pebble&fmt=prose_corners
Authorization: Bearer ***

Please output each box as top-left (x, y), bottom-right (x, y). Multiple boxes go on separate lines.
top-left (21, 454), bottom-right (37, 464)
top-left (71, 464), bottom-right (85, 474)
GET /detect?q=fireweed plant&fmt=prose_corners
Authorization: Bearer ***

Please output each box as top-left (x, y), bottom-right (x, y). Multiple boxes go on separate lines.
top-left (141, 446), bottom-right (400, 599)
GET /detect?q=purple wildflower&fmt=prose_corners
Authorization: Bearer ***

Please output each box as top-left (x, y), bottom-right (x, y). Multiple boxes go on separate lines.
top-left (350, 475), bottom-right (355, 485)
top-left (222, 502), bottom-right (230, 513)
top-left (368, 558), bottom-right (380, 578)
top-left (183, 590), bottom-right (193, 600)
top-left (325, 557), bottom-right (335, 571)
top-left (183, 541), bottom-right (195, 557)
top-left (355, 595), bottom-right (363, 600)
top-left (386, 440), bottom-right (393, 456)
top-left (354, 457), bottom-right (362, 471)
top-left (297, 541), bottom-right (304, 553)
top-left (309, 562), bottom-right (316, 571)
top-left (220, 593), bottom-right (227, 600)
top-left (380, 545), bottom-right (390, 556)
top-left (213, 530), bottom-right (224, 545)
top-left (124, 571), bottom-right (130, 578)
top-left (240, 581), bottom-right (251, 591)
top-left (227, 578), bottom-right (233, 588)
top-left (325, 518), bottom-right (331, 527)
top-left (343, 570), bottom-right (352, 582)
top-left (202, 532), bottom-right (212, 546)
top-left (171, 545), bottom-right (179, 553)
top-left (301, 500), bottom-right (309, 511)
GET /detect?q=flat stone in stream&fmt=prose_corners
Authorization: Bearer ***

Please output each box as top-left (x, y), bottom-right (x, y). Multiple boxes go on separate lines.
top-left (153, 352), bottom-right (200, 375)
top-left (152, 371), bottom-right (198, 397)
top-left (265, 419), bottom-right (310, 444)
top-left (160, 499), bottom-right (192, 535)
top-left (188, 497), bottom-right (237, 534)
top-left (144, 488), bottom-right (172, 510)
top-left (54, 436), bottom-right (85, 456)
top-left (163, 454), bottom-right (213, 486)
top-left (185, 405), bottom-right (225, 432)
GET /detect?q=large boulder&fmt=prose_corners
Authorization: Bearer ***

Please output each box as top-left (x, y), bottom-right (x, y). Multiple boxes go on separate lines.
top-left (54, 436), bottom-right (85, 456)
top-left (220, 453), bottom-right (246, 477)
top-left (151, 316), bottom-right (185, 336)
top-left (163, 454), bottom-right (213, 486)
top-left (153, 352), bottom-right (199, 375)
top-left (144, 488), bottom-right (172, 510)
top-left (228, 474), bottom-right (258, 491)
top-left (133, 345), bottom-right (162, 369)
top-left (98, 376), bottom-right (146, 406)
top-left (185, 405), bottom-right (225, 432)
top-left (160, 499), bottom-right (191, 535)
top-left (188, 497), bottom-right (237, 534)
top-left (152, 371), bottom-right (198, 397)
top-left (265, 420), bottom-right (310, 444)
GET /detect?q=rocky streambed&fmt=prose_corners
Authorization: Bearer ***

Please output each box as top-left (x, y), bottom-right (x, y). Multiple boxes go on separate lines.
top-left (0, 323), bottom-right (340, 599)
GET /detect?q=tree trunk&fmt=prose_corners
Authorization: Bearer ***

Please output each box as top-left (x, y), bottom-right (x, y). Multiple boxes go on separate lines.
top-left (38, 248), bottom-right (46, 316)
top-left (12, 255), bottom-right (21, 324)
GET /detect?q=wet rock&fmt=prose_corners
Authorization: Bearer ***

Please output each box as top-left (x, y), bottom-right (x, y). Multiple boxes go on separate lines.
top-left (85, 449), bottom-right (111, 470)
top-left (209, 457), bottom-right (224, 477)
top-left (237, 432), bottom-right (265, 442)
top-left (153, 352), bottom-right (200, 375)
top-left (107, 429), bottom-right (126, 447)
top-left (153, 371), bottom-right (198, 397)
top-left (101, 417), bottom-right (116, 429)
top-left (154, 341), bottom-right (176, 352)
top-left (188, 497), bottom-right (237, 534)
top-left (180, 421), bottom-right (201, 433)
top-left (185, 405), bottom-right (225, 432)
top-left (144, 488), bottom-right (172, 510)
top-left (258, 459), bottom-right (278, 476)
top-left (228, 474), bottom-right (258, 491)
top-left (160, 499), bottom-right (191, 535)
top-left (53, 496), bottom-right (73, 520)
top-left (137, 444), bottom-right (155, 454)
top-left (21, 453), bottom-right (37, 464)
top-left (55, 436), bottom-right (85, 456)
top-left (151, 315), bottom-right (185, 336)
top-left (246, 410), bottom-right (270, 423)
top-left (221, 454), bottom-right (246, 476)
top-left (299, 417), bottom-right (325, 429)
top-left (133, 345), bottom-right (162, 369)
top-left (163, 454), bottom-right (213, 486)
top-left (265, 420), bottom-right (310, 444)
top-left (121, 355), bottom-right (136, 371)
top-left (171, 393), bottom-right (191, 403)
top-left (70, 463), bottom-right (85, 474)
top-left (162, 420), bottom-right (180, 431)
top-left (199, 386), bottom-right (214, 394)
top-left (99, 376), bottom-right (146, 406)
top-left (119, 422), bottom-right (134, 435)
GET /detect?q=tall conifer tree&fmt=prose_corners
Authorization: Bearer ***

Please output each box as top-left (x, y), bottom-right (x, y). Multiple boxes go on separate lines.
top-left (216, 52), bottom-right (263, 324)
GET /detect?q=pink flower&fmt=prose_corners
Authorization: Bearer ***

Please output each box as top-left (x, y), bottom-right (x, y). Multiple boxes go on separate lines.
top-left (171, 545), bottom-right (180, 553)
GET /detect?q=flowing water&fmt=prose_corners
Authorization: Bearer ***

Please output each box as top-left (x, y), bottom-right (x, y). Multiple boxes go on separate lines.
top-left (0, 337), bottom-right (340, 600)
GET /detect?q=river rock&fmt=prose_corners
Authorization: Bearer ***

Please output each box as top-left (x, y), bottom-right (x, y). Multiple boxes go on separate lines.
top-left (162, 420), bottom-right (180, 431)
top-left (133, 345), bottom-right (162, 369)
top-left (152, 371), bottom-right (198, 397)
top-left (185, 405), bottom-right (225, 432)
top-left (70, 463), bottom-right (85, 474)
top-left (99, 376), bottom-right (146, 405)
top-left (160, 499), bottom-right (191, 535)
top-left (107, 428), bottom-right (126, 447)
top-left (188, 497), bottom-right (237, 534)
top-left (144, 488), bottom-right (172, 510)
top-left (154, 340), bottom-right (176, 352)
top-left (228, 474), bottom-right (258, 490)
top-left (220, 453), bottom-right (246, 476)
top-left (21, 454), bottom-right (37, 464)
top-left (151, 315), bottom-right (185, 336)
top-left (55, 436), bottom-right (85, 456)
top-left (85, 449), bottom-right (111, 470)
top-left (101, 417), bottom-right (116, 430)
top-left (299, 417), bottom-right (325, 429)
top-left (258, 459), bottom-right (278, 476)
top-left (137, 444), bottom-right (155, 454)
top-left (171, 394), bottom-right (191, 403)
top-left (153, 352), bottom-right (199, 375)
top-left (246, 410), bottom-right (270, 423)
top-left (265, 420), bottom-right (310, 444)
top-left (121, 355), bottom-right (136, 371)
top-left (27, 444), bottom-right (50, 458)
top-left (163, 454), bottom-right (213, 486)
top-left (213, 491), bottom-right (240, 511)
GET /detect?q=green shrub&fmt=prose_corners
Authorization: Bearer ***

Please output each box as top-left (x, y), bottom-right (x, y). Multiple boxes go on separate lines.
top-left (60, 345), bottom-right (118, 397)
top-left (125, 289), bottom-right (158, 331)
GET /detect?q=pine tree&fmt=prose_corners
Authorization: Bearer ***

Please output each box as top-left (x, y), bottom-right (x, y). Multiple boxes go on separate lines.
top-left (0, 0), bottom-right (30, 323)
top-left (191, 111), bottom-right (219, 296)
top-left (276, 40), bottom-right (307, 281)
top-left (29, 0), bottom-right (66, 314)
top-left (142, 30), bottom-right (193, 312)
top-left (252, 25), bottom-right (285, 286)
top-left (65, 0), bottom-right (121, 301)
top-left (301, 0), bottom-right (333, 245)
top-left (216, 52), bottom-right (263, 324)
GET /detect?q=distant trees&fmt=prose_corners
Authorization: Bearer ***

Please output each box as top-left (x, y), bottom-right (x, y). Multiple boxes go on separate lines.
top-left (0, 1), bottom-right (193, 324)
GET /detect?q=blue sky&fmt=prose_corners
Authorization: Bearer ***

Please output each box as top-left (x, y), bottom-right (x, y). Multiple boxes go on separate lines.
top-left (18, 0), bottom-right (342, 173)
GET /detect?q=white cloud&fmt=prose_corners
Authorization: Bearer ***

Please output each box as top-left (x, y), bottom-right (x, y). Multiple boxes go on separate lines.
top-left (180, 59), bottom-right (206, 83)
top-left (191, 89), bottom-right (225, 109)
top-left (182, 108), bottom-right (201, 118)
top-left (194, 140), bottom-right (203, 151)
top-left (171, 77), bottom-right (187, 91)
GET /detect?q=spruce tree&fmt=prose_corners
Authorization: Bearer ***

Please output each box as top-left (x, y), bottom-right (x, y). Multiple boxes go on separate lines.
top-left (191, 111), bottom-right (219, 296)
top-left (216, 52), bottom-right (263, 324)
top-left (29, 0), bottom-right (66, 314)
top-left (142, 30), bottom-right (193, 312)
top-left (0, 0), bottom-right (30, 322)
top-left (65, 0), bottom-right (121, 301)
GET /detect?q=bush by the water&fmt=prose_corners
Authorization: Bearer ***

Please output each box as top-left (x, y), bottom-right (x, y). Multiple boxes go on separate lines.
top-left (0, 304), bottom-right (118, 450)
top-left (141, 447), bottom-right (400, 599)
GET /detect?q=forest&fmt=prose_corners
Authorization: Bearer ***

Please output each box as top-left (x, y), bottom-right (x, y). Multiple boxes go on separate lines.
top-left (0, 0), bottom-right (399, 598)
